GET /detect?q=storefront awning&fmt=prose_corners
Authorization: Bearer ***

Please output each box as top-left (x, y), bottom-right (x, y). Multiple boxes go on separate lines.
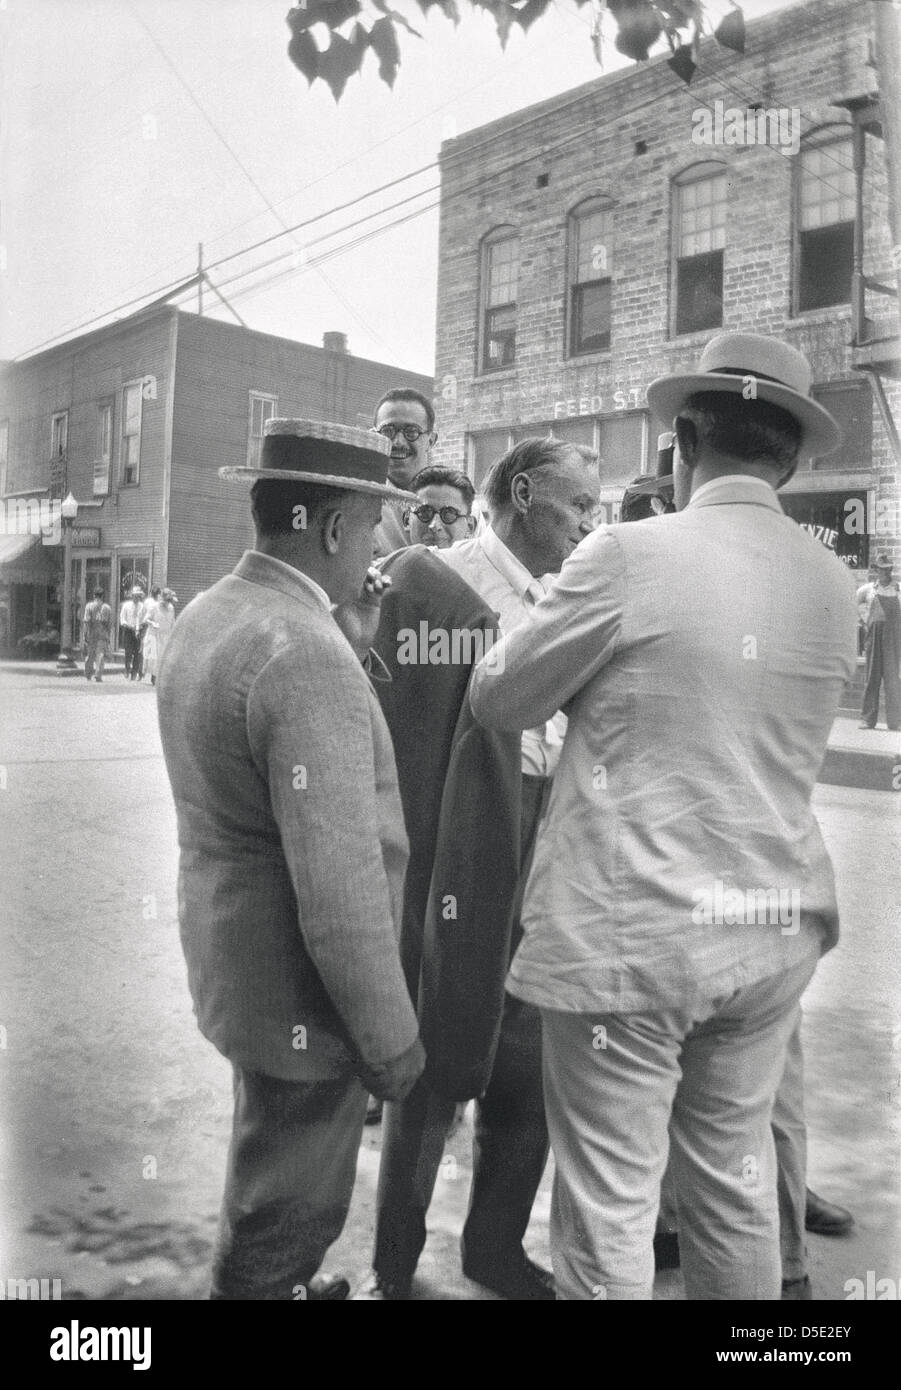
top-left (0, 533), bottom-right (59, 584)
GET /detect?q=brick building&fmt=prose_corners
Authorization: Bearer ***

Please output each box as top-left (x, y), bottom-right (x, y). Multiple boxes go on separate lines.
top-left (432, 0), bottom-right (900, 574)
top-left (0, 309), bottom-right (430, 653)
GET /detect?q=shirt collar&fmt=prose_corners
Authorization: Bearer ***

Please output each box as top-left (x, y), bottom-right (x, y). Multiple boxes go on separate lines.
top-left (688, 474), bottom-right (782, 510)
top-left (480, 525), bottom-right (540, 601)
top-left (237, 549), bottom-right (332, 611)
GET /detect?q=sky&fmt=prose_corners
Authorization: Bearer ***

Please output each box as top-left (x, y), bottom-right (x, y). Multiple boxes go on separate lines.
top-left (1, 0), bottom-right (789, 374)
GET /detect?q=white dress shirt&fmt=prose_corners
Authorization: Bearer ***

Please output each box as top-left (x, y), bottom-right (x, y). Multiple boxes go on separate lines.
top-left (439, 526), bottom-right (565, 777)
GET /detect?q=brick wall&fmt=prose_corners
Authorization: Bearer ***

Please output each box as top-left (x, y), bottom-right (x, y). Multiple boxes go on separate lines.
top-left (433, 0), bottom-right (899, 568)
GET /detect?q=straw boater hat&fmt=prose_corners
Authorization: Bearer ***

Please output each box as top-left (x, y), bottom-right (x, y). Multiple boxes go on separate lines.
top-left (643, 333), bottom-right (843, 492)
top-left (219, 419), bottom-right (418, 503)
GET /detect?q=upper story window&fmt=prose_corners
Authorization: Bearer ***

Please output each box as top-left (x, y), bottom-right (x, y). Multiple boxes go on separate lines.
top-left (810, 379), bottom-right (871, 469)
top-left (673, 163), bottom-right (727, 336)
top-left (248, 391), bottom-right (278, 469)
top-left (94, 400), bottom-right (114, 496)
top-left (481, 229), bottom-right (519, 373)
top-left (121, 383), bottom-right (143, 486)
top-left (51, 410), bottom-right (68, 460)
top-left (796, 131), bottom-right (855, 313)
top-left (569, 199), bottom-right (614, 356)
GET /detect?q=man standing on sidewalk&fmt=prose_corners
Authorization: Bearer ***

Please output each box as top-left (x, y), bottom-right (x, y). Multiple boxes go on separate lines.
top-left (372, 388), bottom-right (437, 558)
top-left (859, 553), bottom-right (901, 731)
top-left (157, 420), bottom-right (424, 1300)
top-left (82, 587), bottom-right (112, 682)
top-left (119, 586), bottom-right (144, 680)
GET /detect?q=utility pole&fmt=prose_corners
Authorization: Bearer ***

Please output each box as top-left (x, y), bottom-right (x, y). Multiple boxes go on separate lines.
top-left (872, 0), bottom-right (901, 330)
top-left (197, 242), bottom-right (204, 316)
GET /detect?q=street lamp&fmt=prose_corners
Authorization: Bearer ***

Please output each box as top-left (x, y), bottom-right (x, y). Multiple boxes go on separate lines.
top-left (56, 491), bottom-right (79, 671)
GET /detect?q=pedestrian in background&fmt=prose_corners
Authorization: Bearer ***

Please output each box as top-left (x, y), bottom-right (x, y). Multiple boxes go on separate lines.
top-left (859, 553), bottom-right (901, 731)
top-left (119, 586), bottom-right (144, 680)
top-left (82, 587), bottom-right (112, 683)
top-left (142, 587), bottom-right (177, 686)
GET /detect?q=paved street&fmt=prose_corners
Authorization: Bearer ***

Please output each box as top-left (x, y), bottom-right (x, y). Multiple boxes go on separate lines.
top-left (0, 663), bottom-right (898, 1301)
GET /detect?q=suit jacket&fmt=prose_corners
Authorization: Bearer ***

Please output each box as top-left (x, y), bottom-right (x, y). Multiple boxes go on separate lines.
top-left (372, 501), bottom-right (410, 560)
top-left (471, 476), bottom-right (858, 1014)
top-left (157, 549), bottom-right (419, 1084)
top-left (374, 545), bottom-right (522, 1098)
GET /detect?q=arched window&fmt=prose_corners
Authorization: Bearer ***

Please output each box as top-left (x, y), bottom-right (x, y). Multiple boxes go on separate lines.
top-left (672, 162), bottom-right (727, 335)
top-left (795, 127), bottom-right (855, 313)
top-left (480, 227), bottom-right (519, 372)
top-left (568, 197), bottom-right (614, 356)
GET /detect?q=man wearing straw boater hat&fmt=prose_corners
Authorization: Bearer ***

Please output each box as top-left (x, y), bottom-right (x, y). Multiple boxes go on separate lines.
top-left (470, 333), bottom-right (858, 1300)
top-left (157, 420), bottom-right (425, 1300)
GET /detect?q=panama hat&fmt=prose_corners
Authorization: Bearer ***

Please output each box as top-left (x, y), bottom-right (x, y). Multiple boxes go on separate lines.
top-left (625, 431), bottom-right (678, 498)
top-left (219, 419), bottom-right (418, 502)
top-left (647, 333), bottom-right (842, 458)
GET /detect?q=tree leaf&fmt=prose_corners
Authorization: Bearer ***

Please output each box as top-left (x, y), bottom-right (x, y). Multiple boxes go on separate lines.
top-left (286, 0), bottom-right (362, 34)
top-left (415, 0), bottom-right (461, 21)
top-left (369, 15), bottom-right (402, 87)
top-left (509, 0), bottom-right (550, 34)
top-left (286, 26), bottom-right (321, 85)
top-left (318, 29), bottom-right (365, 100)
top-left (371, 0), bottom-right (423, 36)
top-left (493, 2), bottom-right (516, 49)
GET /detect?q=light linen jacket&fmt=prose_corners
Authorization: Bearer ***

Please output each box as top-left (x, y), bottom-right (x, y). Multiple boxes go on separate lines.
top-left (470, 477), bottom-right (858, 1014)
top-left (157, 550), bottom-right (419, 1082)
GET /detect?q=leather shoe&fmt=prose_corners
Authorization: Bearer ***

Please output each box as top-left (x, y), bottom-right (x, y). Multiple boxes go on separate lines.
top-left (781, 1274), bottom-right (813, 1300)
top-left (653, 1231), bottom-right (681, 1271)
top-left (805, 1187), bottom-right (854, 1237)
top-left (304, 1272), bottom-right (351, 1301)
top-left (462, 1251), bottom-right (555, 1301)
top-left (352, 1269), bottom-right (410, 1300)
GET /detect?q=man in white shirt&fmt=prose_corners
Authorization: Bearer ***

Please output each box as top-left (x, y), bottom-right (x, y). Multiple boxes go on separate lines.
top-left (119, 586), bottom-right (145, 680)
top-left (362, 436), bottom-right (598, 1302)
top-left (371, 389), bottom-right (438, 559)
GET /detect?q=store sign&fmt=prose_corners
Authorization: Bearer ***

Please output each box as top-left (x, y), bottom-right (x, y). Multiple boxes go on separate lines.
top-left (553, 387), bottom-right (645, 418)
top-left (72, 527), bottom-right (101, 547)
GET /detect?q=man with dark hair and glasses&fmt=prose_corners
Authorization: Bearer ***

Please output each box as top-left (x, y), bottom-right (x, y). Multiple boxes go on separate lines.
top-left (404, 466), bottom-right (477, 549)
top-left (372, 389), bottom-right (438, 558)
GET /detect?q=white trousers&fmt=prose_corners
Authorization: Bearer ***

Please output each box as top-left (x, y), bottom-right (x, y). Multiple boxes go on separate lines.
top-left (540, 946), bottom-right (818, 1300)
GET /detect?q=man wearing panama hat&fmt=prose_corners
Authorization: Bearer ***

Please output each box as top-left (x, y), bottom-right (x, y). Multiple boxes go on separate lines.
top-left (470, 332), bottom-right (858, 1300)
top-left (157, 420), bottom-right (425, 1300)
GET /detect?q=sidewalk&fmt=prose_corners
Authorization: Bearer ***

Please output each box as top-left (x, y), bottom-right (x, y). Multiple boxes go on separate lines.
top-left (821, 717), bottom-right (900, 792)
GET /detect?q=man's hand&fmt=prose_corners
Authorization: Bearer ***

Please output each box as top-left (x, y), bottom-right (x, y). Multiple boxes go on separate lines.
top-left (358, 1036), bottom-right (425, 1104)
top-left (332, 567), bottom-right (392, 659)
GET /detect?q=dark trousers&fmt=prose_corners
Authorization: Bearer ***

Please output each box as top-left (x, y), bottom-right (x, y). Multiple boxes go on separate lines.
top-left (210, 1065), bottom-right (367, 1300)
top-left (373, 773), bottom-right (551, 1288)
top-left (861, 623), bottom-right (901, 728)
top-left (122, 627), bottom-right (141, 677)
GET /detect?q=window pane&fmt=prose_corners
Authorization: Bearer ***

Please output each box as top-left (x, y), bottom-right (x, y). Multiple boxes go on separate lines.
top-left (487, 237), bottom-right (518, 307)
top-left (575, 208), bottom-right (612, 283)
top-left (597, 414), bottom-right (645, 485)
top-left (800, 143), bottom-right (855, 229)
top-left (571, 280), bottom-right (612, 355)
top-left (811, 380), bottom-right (871, 469)
top-left (798, 223), bottom-right (853, 311)
top-left (469, 429), bottom-right (511, 488)
top-left (676, 248), bottom-right (724, 334)
top-left (484, 304), bottom-right (516, 369)
top-left (679, 174), bottom-right (726, 257)
top-left (124, 386), bottom-right (141, 432)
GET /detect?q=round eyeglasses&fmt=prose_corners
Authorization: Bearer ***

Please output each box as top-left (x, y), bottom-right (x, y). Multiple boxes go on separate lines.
top-left (376, 423), bottom-right (430, 443)
top-left (410, 504), bottom-right (468, 526)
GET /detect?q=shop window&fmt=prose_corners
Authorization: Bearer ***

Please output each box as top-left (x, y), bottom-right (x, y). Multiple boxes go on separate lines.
top-left (569, 200), bottom-right (614, 356)
top-left (121, 383), bottom-right (143, 486)
top-left (468, 428), bottom-right (512, 488)
top-left (481, 230), bottom-right (519, 373)
top-left (796, 134), bottom-right (855, 313)
top-left (673, 164), bottom-right (726, 336)
top-left (248, 391), bottom-right (278, 469)
top-left (94, 401), bottom-right (114, 497)
top-left (597, 412), bottom-right (646, 485)
top-left (811, 380), bottom-right (871, 469)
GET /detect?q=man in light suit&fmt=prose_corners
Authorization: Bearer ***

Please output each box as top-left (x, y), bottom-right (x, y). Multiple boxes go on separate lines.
top-left (372, 388), bottom-right (438, 558)
top-left (157, 420), bottom-right (424, 1300)
top-left (470, 334), bottom-right (858, 1300)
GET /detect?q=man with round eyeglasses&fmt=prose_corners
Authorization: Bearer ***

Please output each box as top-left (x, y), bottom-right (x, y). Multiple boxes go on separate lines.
top-left (372, 389), bottom-right (438, 558)
top-left (404, 466), bottom-right (477, 549)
